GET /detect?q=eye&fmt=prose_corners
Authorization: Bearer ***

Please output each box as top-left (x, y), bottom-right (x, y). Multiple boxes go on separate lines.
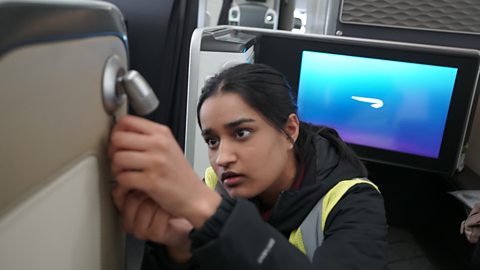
top-left (235, 129), bottom-right (252, 140)
top-left (204, 137), bottom-right (219, 148)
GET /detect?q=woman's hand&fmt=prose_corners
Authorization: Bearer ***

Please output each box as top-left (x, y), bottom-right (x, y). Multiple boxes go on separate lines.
top-left (113, 190), bottom-right (193, 263)
top-left (461, 203), bottom-right (480, 244)
top-left (109, 115), bottom-right (221, 228)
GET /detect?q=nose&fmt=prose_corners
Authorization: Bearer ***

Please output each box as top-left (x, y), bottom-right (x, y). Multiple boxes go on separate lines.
top-left (215, 140), bottom-right (237, 168)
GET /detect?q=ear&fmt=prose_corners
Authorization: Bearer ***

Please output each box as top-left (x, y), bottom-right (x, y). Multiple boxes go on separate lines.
top-left (284, 113), bottom-right (300, 149)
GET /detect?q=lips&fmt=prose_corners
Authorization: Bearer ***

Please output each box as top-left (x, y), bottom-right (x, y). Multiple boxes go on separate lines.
top-left (221, 171), bottom-right (241, 181)
top-left (221, 171), bottom-right (244, 187)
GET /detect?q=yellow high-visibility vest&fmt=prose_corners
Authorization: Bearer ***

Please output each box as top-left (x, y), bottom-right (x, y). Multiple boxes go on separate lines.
top-left (204, 167), bottom-right (380, 261)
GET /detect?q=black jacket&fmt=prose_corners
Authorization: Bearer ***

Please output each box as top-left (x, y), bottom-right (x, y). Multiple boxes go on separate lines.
top-left (143, 133), bottom-right (388, 270)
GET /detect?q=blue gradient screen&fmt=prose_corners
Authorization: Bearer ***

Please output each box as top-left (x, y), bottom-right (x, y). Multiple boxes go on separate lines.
top-left (297, 50), bottom-right (458, 158)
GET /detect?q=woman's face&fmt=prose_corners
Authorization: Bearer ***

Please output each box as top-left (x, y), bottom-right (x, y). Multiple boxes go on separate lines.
top-left (199, 92), bottom-right (298, 202)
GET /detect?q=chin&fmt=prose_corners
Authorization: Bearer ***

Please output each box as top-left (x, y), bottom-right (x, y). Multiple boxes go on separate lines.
top-left (226, 188), bottom-right (257, 200)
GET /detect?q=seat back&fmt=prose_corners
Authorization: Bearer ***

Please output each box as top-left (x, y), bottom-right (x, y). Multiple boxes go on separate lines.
top-left (229, 0), bottom-right (278, 29)
top-left (0, 1), bottom-right (128, 269)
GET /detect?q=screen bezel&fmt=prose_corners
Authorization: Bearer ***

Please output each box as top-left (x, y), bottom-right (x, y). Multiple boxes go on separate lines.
top-left (255, 33), bottom-right (480, 175)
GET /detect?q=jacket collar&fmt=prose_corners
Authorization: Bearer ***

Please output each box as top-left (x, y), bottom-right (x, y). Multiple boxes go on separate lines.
top-left (266, 133), bottom-right (365, 235)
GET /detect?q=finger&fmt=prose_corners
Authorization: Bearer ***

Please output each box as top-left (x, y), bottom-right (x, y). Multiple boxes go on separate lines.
top-left (466, 227), bottom-right (474, 243)
top-left (471, 212), bottom-right (480, 225)
top-left (110, 130), bottom-right (152, 152)
top-left (465, 213), bottom-right (480, 227)
top-left (122, 191), bottom-right (149, 233)
top-left (469, 207), bottom-right (480, 218)
top-left (116, 170), bottom-right (154, 195)
top-left (470, 227), bottom-right (480, 244)
top-left (113, 115), bottom-right (168, 135)
top-left (148, 206), bottom-right (171, 243)
top-left (112, 185), bottom-right (133, 212)
top-left (472, 203), bottom-right (480, 212)
top-left (108, 131), bottom-right (150, 161)
top-left (469, 210), bottom-right (480, 218)
top-left (466, 227), bottom-right (479, 244)
top-left (163, 216), bottom-right (193, 247)
top-left (111, 150), bottom-right (151, 175)
top-left (168, 217), bottom-right (194, 233)
top-left (133, 199), bottom-right (158, 240)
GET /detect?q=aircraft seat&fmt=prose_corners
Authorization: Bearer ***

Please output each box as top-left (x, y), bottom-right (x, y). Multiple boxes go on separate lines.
top-left (229, 0), bottom-right (277, 29)
top-left (0, 1), bottom-right (129, 269)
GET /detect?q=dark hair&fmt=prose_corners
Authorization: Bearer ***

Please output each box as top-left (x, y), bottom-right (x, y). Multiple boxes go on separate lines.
top-left (197, 63), bottom-right (367, 175)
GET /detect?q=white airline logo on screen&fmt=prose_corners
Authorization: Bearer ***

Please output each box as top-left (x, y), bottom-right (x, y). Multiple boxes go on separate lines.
top-left (351, 96), bottom-right (384, 109)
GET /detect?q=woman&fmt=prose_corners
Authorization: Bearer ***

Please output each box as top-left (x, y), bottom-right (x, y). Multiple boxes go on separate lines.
top-left (110, 63), bottom-right (388, 269)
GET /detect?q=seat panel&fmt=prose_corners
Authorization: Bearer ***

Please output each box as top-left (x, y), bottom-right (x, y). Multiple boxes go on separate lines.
top-left (0, 35), bottom-right (127, 269)
top-left (0, 157), bottom-right (102, 269)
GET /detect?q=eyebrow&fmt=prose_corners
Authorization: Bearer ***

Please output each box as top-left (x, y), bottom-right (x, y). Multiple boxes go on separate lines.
top-left (201, 118), bottom-right (256, 137)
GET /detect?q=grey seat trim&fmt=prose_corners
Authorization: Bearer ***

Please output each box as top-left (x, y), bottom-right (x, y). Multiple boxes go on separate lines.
top-left (0, 0), bottom-right (127, 57)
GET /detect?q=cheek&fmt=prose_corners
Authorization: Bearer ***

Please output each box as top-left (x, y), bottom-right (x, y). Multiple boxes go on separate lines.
top-left (208, 150), bottom-right (215, 164)
top-left (245, 141), bottom-right (287, 181)
top-left (208, 151), bottom-right (219, 172)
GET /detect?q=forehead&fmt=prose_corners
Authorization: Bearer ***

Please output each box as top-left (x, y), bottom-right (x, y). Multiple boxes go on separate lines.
top-left (199, 92), bottom-right (262, 128)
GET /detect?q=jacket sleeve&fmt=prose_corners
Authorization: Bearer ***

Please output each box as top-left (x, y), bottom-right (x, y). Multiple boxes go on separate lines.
top-left (313, 183), bottom-right (388, 269)
top-left (191, 198), bottom-right (316, 270)
top-left (141, 198), bottom-right (313, 270)
top-left (192, 184), bottom-right (387, 270)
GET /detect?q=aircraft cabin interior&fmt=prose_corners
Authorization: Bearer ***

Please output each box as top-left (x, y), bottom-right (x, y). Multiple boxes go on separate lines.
top-left (2, 0), bottom-right (480, 269)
